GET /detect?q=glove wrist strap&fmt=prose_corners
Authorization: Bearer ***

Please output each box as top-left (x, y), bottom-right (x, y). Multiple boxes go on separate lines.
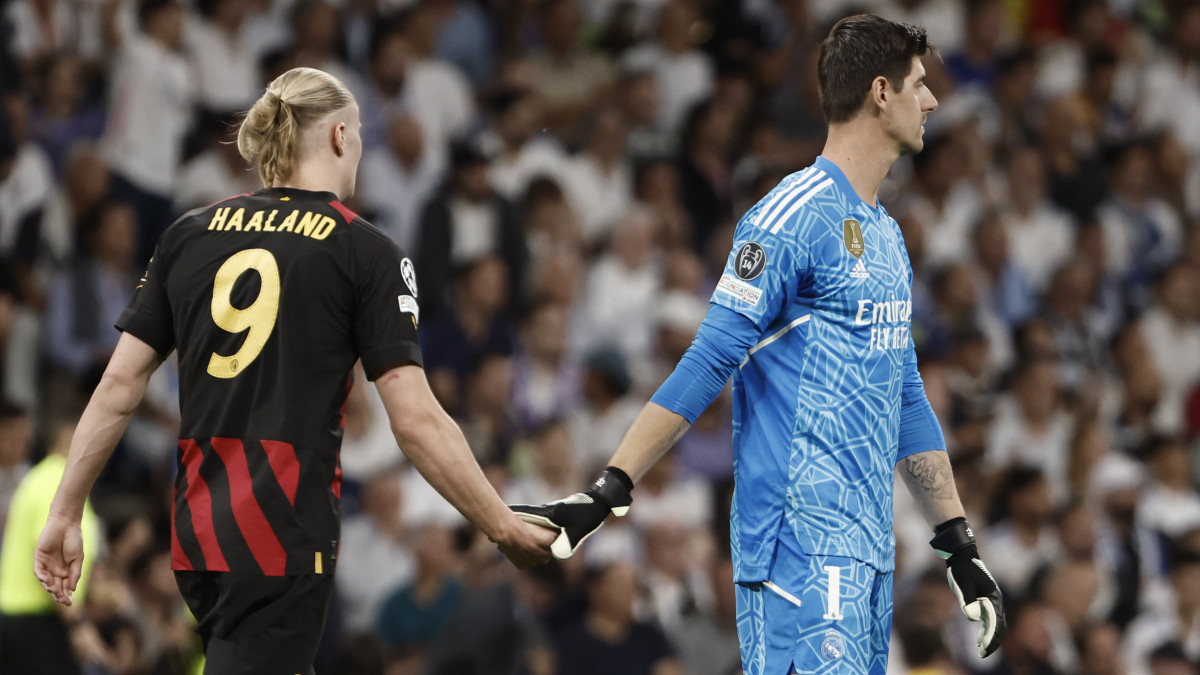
top-left (930, 517), bottom-right (976, 560)
top-left (590, 467), bottom-right (634, 514)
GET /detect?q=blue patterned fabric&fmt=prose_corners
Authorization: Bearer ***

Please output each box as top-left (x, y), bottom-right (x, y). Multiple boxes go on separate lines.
top-left (707, 156), bottom-right (944, 580)
top-left (735, 552), bottom-right (892, 675)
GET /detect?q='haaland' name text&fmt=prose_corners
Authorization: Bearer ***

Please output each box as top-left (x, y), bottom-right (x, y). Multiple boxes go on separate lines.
top-left (207, 207), bottom-right (337, 240)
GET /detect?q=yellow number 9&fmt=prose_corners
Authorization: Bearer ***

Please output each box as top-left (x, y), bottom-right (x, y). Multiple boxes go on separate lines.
top-left (207, 249), bottom-right (280, 378)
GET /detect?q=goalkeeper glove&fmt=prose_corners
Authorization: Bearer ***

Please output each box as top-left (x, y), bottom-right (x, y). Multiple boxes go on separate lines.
top-left (510, 466), bottom-right (633, 560)
top-left (930, 517), bottom-right (1006, 658)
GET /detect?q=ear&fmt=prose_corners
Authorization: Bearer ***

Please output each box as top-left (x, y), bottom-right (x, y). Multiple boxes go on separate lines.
top-left (332, 121), bottom-right (346, 158)
top-left (870, 75), bottom-right (890, 113)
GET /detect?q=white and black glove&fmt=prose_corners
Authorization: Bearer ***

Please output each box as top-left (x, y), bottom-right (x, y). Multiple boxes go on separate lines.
top-left (930, 517), bottom-right (1006, 658)
top-left (509, 466), bottom-right (633, 560)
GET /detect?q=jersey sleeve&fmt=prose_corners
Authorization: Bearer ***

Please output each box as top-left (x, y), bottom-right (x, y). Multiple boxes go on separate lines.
top-left (897, 341), bottom-right (947, 461)
top-left (709, 219), bottom-right (808, 332)
top-left (350, 223), bottom-right (423, 380)
top-left (115, 237), bottom-right (175, 355)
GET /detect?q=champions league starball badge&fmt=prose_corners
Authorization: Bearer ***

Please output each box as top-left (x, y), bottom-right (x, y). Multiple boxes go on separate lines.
top-left (820, 629), bottom-right (845, 660)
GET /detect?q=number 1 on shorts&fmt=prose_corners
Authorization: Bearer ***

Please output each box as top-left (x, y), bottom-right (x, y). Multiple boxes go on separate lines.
top-left (822, 565), bottom-right (844, 620)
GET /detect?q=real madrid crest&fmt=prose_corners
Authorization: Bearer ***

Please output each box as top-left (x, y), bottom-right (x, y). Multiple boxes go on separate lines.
top-left (820, 629), bottom-right (845, 661)
top-left (843, 219), bottom-right (865, 258)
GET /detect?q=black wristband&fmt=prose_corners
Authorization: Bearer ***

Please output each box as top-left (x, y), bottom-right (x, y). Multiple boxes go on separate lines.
top-left (930, 517), bottom-right (976, 559)
top-left (604, 466), bottom-right (635, 492)
top-left (589, 467), bottom-right (634, 511)
top-left (934, 516), bottom-right (968, 535)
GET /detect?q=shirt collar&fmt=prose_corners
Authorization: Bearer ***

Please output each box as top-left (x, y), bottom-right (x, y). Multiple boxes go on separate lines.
top-left (813, 155), bottom-right (882, 213)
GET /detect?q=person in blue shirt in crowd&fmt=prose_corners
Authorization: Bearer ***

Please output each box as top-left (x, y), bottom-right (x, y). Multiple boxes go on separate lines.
top-left (513, 14), bottom-right (1006, 675)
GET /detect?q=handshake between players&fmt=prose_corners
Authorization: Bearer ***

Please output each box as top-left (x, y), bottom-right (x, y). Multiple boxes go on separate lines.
top-left (509, 466), bottom-right (1007, 660)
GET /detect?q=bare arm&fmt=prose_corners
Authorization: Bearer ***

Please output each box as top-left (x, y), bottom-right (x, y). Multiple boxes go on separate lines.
top-left (49, 333), bottom-right (164, 520)
top-left (607, 402), bottom-right (692, 483)
top-left (374, 365), bottom-right (553, 565)
top-left (37, 333), bottom-right (164, 605)
top-left (896, 449), bottom-right (966, 527)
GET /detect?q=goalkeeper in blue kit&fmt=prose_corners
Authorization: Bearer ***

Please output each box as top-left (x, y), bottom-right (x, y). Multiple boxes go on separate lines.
top-left (512, 14), bottom-right (1005, 675)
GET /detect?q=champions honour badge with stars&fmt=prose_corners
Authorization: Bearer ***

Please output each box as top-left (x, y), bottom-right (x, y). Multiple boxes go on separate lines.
top-left (843, 219), bottom-right (865, 258)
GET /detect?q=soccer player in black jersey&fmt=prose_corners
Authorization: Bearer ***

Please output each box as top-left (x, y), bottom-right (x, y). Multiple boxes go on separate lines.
top-left (33, 67), bottom-right (555, 675)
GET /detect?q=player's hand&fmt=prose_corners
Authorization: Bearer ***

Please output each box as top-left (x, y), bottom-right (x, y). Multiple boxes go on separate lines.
top-left (509, 466), bottom-right (633, 560)
top-left (34, 513), bottom-right (85, 606)
top-left (495, 518), bottom-right (558, 569)
top-left (930, 517), bottom-right (1006, 658)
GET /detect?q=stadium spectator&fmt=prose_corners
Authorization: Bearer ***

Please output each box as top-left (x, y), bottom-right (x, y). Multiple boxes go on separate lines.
top-left (172, 112), bottom-right (260, 214)
top-left (183, 0), bottom-right (258, 114)
top-left (0, 416), bottom-right (103, 674)
top-left (1138, 263), bottom-right (1200, 435)
top-left (578, 208), bottom-right (663, 360)
top-left (984, 468), bottom-right (1060, 598)
top-left (510, 302), bottom-right (581, 433)
top-left (506, 418), bottom-right (581, 508)
top-left (101, 0), bottom-right (190, 264)
top-left (484, 87), bottom-right (571, 202)
top-left (398, 2), bottom-right (477, 153)
top-left (998, 146), bottom-right (1076, 293)
top-left (358, 114), bottom-right (446, 250)
top-left (561, 106), bottom-right (634, 245)
top-left (552, 560), bottom-right (683, 675)
top-left (419, 255), bottom-right (516, 411)
top-left (621, 0), bottom-right (714, 136)
top-left (27, 52), bottom-right (106, 179)
top-left (1097, 140), bottom-right (1184, 306)
top-left (526, 0), bottom-right (616, 139)
top-left (43, 200), bottom-right (137, 390)
top-left (336, 463), bottom-right (415, 635)
top-left (416, 141), bottom-right (527, 321)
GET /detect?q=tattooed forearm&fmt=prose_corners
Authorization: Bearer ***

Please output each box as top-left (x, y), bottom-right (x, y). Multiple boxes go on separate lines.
top-left (901, 453), bottom-right (954, 500)
top-left (659, 419), bottom-right (691, 452)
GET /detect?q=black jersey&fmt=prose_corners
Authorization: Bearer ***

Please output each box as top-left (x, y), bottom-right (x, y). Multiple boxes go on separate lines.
top-left (116, 187), bottom-right (422, 576)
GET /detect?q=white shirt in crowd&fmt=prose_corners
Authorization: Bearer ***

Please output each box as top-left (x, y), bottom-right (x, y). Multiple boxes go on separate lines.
top-left (981, 521), bottom-right (1062, 595)
top-left (487, 136), bottom-right (571, 202)
top-left (406, 58), bottom-right (476, 152)
top-left (102, 34), bottom-right (192, 196)
top-left (985, 396), bottom-right (1074, 503)
top-left (0, 144), bottom-right (54, 256)
top-left (1000, 203), bottom-right (1076, 293)
top-left (358, 145), bottom-right (446, 251)
top-left (1139, 306), bottom-right (1200, 435)
top-left (561, 154), bottom-right (634, 245)
top-left (173, 150), bottom-right (260, 215)
top-left (900, 182), bottom-right (985, 270)
top-left (579, 254), bottom-right (662, 361)
top-left (4, 0), bottom-right (105, 63)
top-left (183, 15), bottom-right (259, 113)
top-left (569, 396), bottom-right (643, 474)
top-left (622, 43), bottom-right (714, 135)
top-left (336, 511), bottom-right (416, 633)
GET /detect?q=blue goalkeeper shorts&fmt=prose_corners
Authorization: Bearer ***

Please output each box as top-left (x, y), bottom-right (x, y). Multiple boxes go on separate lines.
top-left (735, 552), bottom-right (893, 675)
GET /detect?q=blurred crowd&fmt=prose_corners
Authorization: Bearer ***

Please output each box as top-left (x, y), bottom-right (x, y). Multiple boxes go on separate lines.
top-left (1, 0), bottom-right (1200, 673)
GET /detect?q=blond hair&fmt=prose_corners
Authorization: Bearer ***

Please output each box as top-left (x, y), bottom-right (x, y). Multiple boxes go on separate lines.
top-left (237, 67), bottom-right (355, 187)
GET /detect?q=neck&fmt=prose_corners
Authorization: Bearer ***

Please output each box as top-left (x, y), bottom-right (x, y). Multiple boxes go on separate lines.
top-left (821, 122), bottom-right (898, 207)
top-left (274, 167), bottom-right (344, 200)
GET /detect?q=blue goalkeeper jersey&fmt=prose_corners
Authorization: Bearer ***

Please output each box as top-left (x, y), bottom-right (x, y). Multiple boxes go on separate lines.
top-left (711, 156), bottom-right (941, 581)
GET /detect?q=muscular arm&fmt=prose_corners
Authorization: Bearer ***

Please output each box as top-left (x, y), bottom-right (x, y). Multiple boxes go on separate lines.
top-left (37, 333), bottom-right (164, 605)
top-left (896, 450), bottom-right (967, 527)
top-left (48, 333), bottom-right (165, 521)
top-left (375, 365), bottom-right (549, 553)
